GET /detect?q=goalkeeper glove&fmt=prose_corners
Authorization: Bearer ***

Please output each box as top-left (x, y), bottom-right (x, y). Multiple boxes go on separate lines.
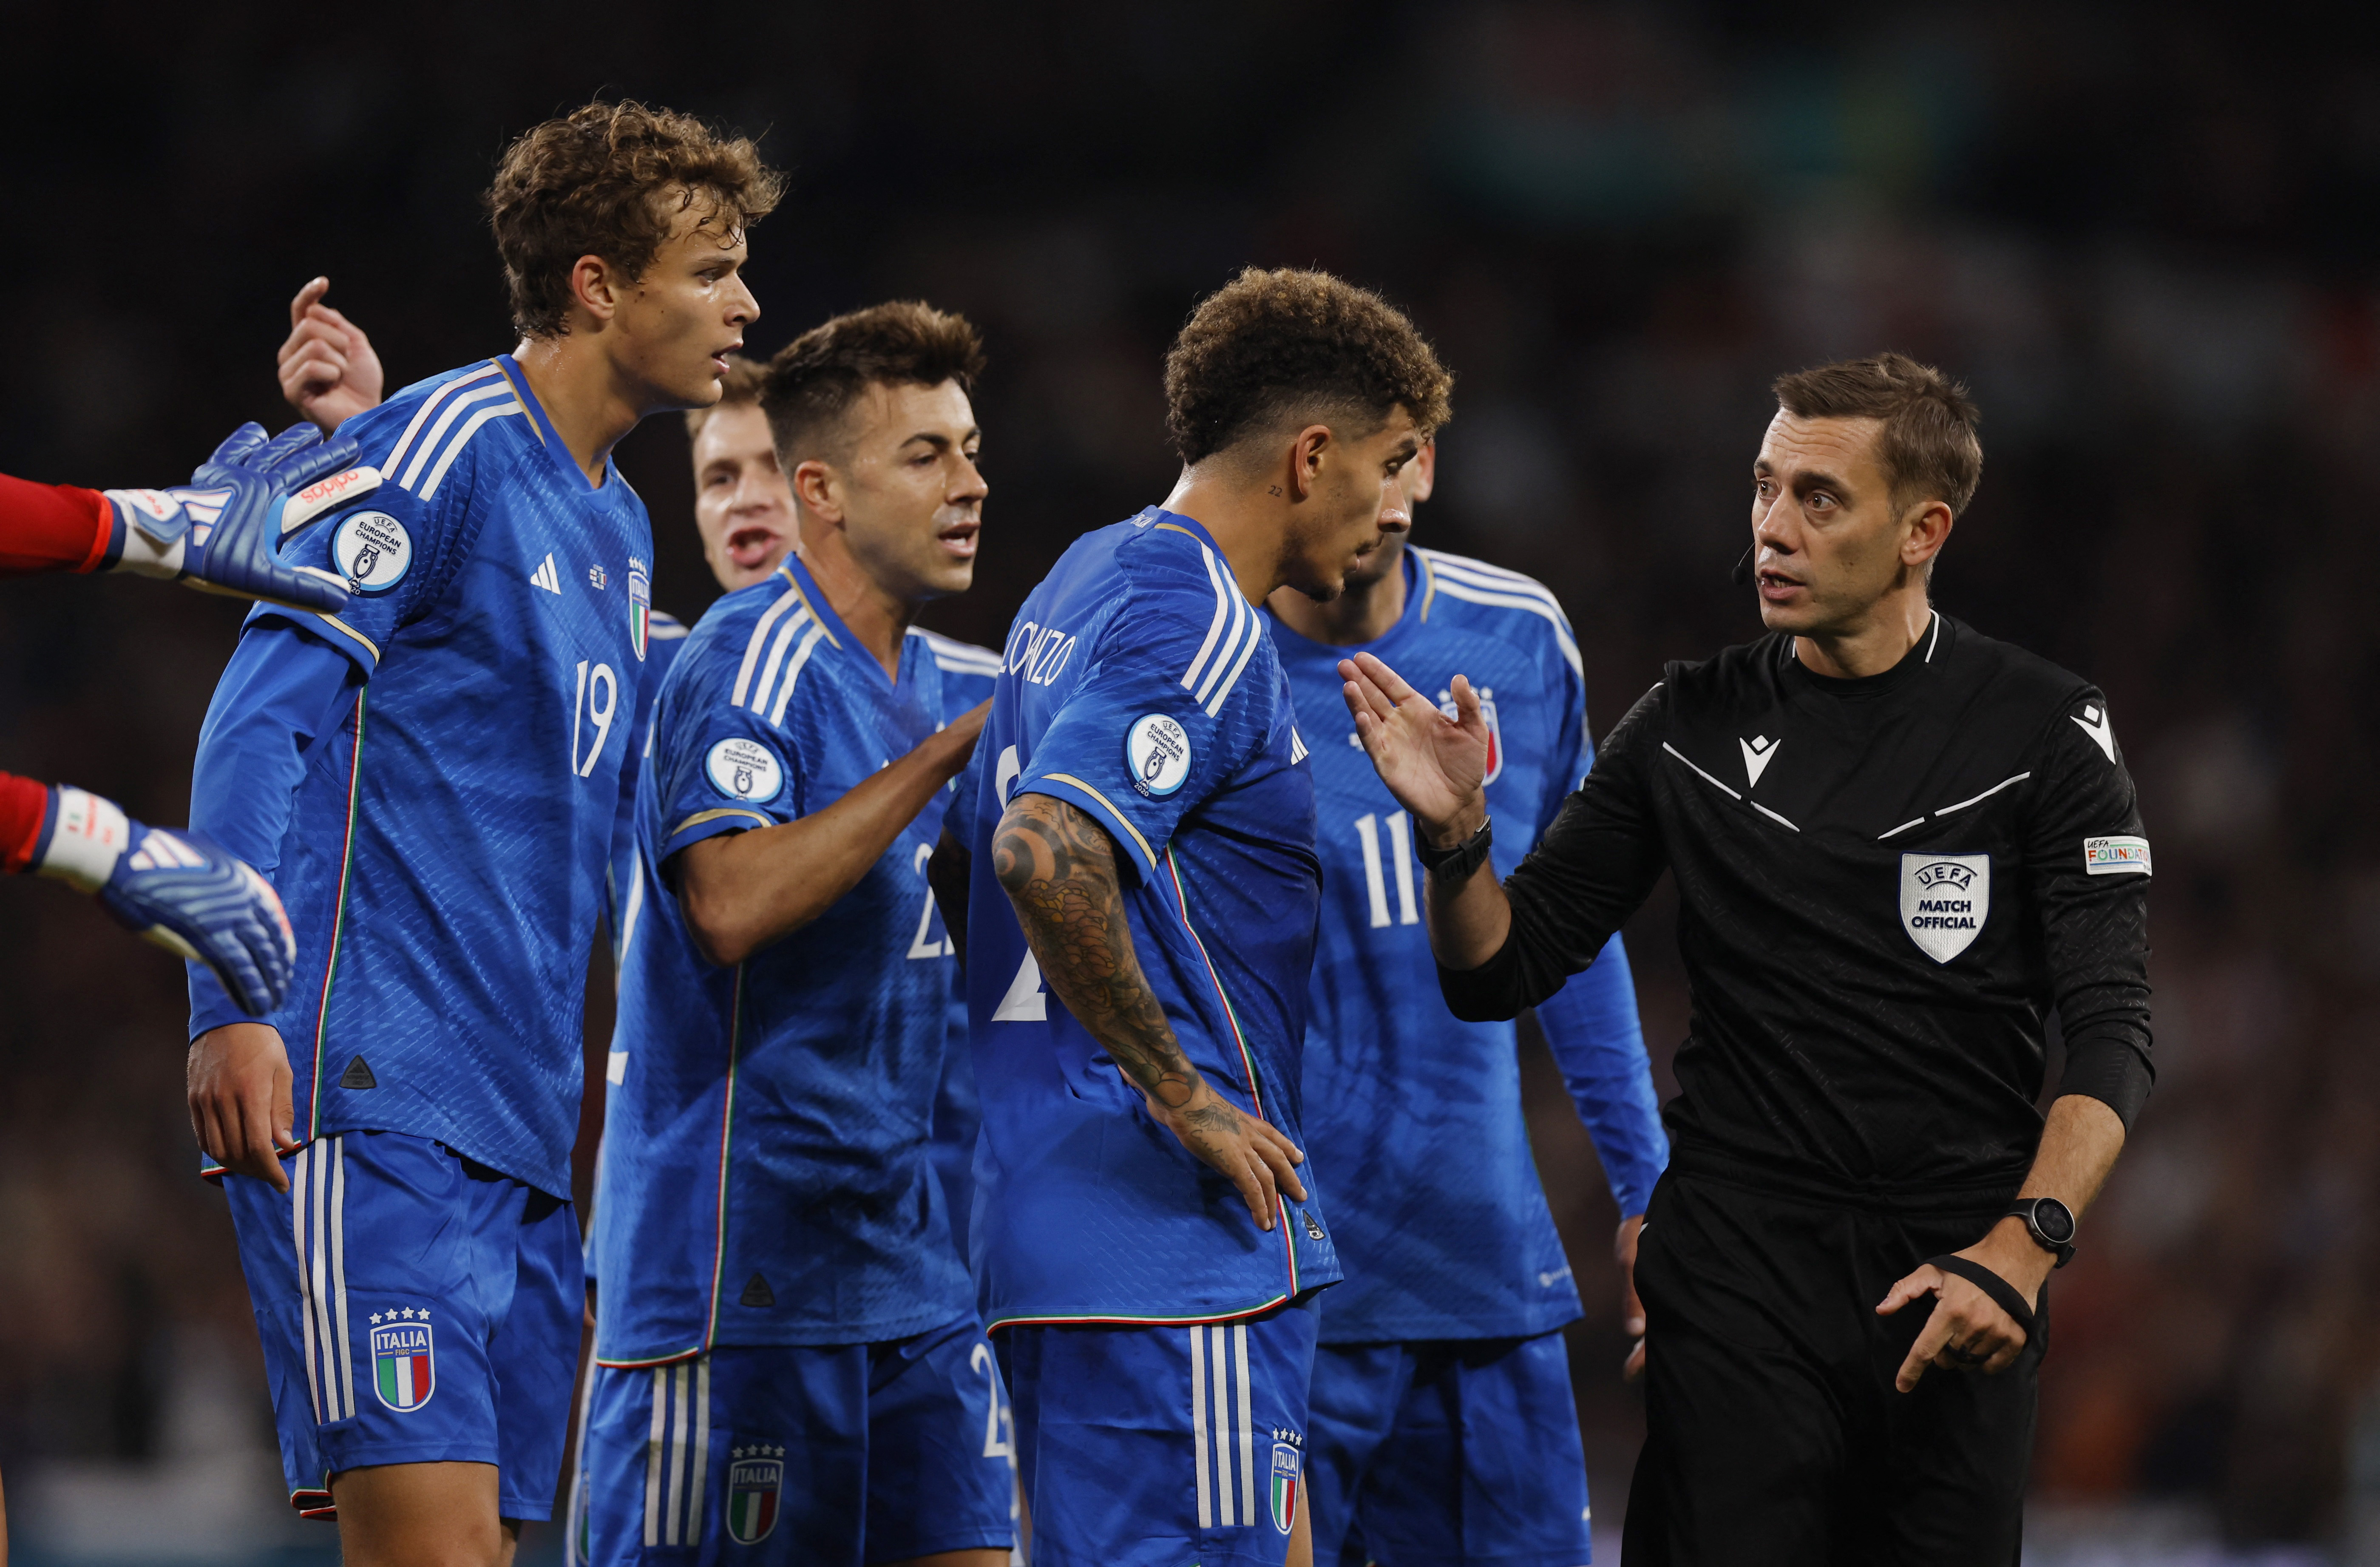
top-left (32, 785), bottom-right (297, 1017)
top-left (103, 421), bottom-right (373, 614)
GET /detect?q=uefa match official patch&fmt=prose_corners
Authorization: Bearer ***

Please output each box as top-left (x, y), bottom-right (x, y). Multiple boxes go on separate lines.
top-left (706, 737), bottom-right (784, 802)
top-left (1126, 713), bottom-right (1191, 798)
top-left (1900, 852), bottom-right (1991, 963)
top-left (2084, 835), bottom-right (2152, 875)
top-left (331, 511), bottom-right (412, 593)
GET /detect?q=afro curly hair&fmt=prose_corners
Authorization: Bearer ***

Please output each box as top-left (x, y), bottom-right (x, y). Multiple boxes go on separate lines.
top-left (1163, 267), bottom-right (1452, 466)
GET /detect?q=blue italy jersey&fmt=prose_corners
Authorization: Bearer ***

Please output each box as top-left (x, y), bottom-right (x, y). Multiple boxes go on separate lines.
top-left (913, 628), bottom-right (1004, 1267)
top-left (197, 357), bottom-right (655, 1197)
top-left (609, 610), bottom-right (689, 969)
top-left (593, 557), bottom-right (980, 1365)
top-left (958, 506), bottom-right (1338, 1329)
top-left (1276, 546), bottom-right (1668, 1342)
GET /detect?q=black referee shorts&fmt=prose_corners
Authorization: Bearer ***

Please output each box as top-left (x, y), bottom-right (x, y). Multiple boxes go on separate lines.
top-left (1620, 1169), bottom-right (2046, 1567)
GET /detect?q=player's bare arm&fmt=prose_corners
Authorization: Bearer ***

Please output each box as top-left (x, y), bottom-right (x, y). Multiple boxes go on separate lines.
top-left (925, 823), bottom-right (970, 971)
top-left (1879, 1094), bottom-right (2126, 1390)
top-left (673, 700), bottom-right (989, 965)
top-left (991, 790), bottom-right (1306, 1230)
top-left (1339, 650), bottom-right (1515, 968)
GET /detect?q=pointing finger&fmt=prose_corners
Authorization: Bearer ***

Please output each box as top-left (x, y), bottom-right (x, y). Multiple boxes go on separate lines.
top-left (289, 276), bottom-right (329, 327)
top-left (1875, 1265), bottom-right (1941, 1316)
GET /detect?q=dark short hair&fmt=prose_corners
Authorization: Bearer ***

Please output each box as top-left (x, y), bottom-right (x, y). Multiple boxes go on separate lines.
top-left (683, 354), bottom-right (769, 442)
top-left (1771, 353), bottom-right (1983, 515)
top-left (487, 100), bottom-right (784, 340)
top-left (758, 302), bottom-right (987, 468)
top-left (1163, 267), bottom-right (1453, 466)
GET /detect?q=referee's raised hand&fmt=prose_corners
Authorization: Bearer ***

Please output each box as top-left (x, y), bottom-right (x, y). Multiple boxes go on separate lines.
top-left (1339, 651), bottom-right (1491, 839)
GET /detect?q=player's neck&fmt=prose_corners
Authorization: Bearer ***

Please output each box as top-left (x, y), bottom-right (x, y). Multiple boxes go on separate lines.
top-left (794, 532), bottom-right (916, 678)
top-left (511, 335), bottom-right (648, 488)
top-left (1163, 470), bottom-right (1288, 603)
top-left (1793, 585), bottom-right (1935, 679)
top-left (1266, 542), bottom-right (1408, 645)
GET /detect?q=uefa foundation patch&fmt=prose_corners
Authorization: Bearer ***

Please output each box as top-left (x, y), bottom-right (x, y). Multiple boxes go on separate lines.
top-left (2084, 836), bottom-right (2152, 876)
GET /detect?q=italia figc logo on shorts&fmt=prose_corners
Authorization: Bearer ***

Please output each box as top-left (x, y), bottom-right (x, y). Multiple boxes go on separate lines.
top-left (1270, 1441), bottom-right (1302, 1533)
top-left (726, 1447), bottom-right (784, 1544)
top-left (1900, 852), bottom-right (1990, 964)
top-left (706, 737), bottom-right (784, 802)
top-left (369, 1311), bottom-right (435, 1412)
top-left (1126, 713), bottom-right (1191, 798)
top-left (332, 511), bottom-right (411, 593)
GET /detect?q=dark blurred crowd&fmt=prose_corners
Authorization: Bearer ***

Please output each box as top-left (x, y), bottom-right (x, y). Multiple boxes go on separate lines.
top-left (2, 1), bottom-right (2372, 1550)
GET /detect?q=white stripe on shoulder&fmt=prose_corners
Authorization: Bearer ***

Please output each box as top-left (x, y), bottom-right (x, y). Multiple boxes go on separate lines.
top-left (416, 398), bottom-right (525, 500)
top-left (911, 626), bottom-right (1004, 673)
top-left (1426, 573), bottom-right (1583, 679)
top-left (769, 622), bottom-right (832, 725)
top-left (1180, 543), bottom-right (1238, 694)
top-left (743, 608), bottom-right (814, 717)
top-left (381, 363), bottom-right (503, 479)
top-left (649, 613), bottom-right (691, 641)
top-left (730, 582), bottom-right (807, 707)
top-left (1192, 568), bottom-right (1254, 708)
top-left (1203, 598), bottom-right (1264, 716)
top-left (1419, 550), bottom-right (1574, 622)
top-left (395, 378), bottom-right (515, 492)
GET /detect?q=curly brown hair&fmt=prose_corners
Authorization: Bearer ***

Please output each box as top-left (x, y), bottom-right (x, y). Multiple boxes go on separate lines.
top-left (1772, 353), bottom-right (1983, 516)
top-left (487, 100), bottom-right (785, 340)
top-left (1163, 267), bottom-right (1452, 466)
top-left (758, 301), bottom-right (987, 467)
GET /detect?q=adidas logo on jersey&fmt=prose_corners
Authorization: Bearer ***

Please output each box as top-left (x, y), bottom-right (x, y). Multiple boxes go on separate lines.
top-left (529, 554), bottom-right (562, 595)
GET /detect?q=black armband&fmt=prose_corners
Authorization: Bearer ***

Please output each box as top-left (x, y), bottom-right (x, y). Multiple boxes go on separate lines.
top-left (1415, 815), bottom-right (1493, 885)
top-left (1928, 1255), bottom-right (2040, 1340)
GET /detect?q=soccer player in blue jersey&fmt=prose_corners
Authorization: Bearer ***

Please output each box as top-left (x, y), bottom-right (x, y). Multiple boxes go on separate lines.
top-left (1267, 442), bottom-right (1668, 1565)
top-left (582, 302), bottom-right (1012, 1567)
top-left (181, 102), bottom-right (782, 1567)
top-left (942, 267), bottom-right (1451, 1567)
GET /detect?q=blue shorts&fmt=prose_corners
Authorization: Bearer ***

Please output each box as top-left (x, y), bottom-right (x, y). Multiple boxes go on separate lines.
top-left (224, 1130), bottom-right (583, 1520)
top-left (578, 1317), bottom-right (1016, 1564)
top-left (999, 1297), bottom-right (1318, 1567)
top-left (1307, 1332), bottom-right (1594, 1567)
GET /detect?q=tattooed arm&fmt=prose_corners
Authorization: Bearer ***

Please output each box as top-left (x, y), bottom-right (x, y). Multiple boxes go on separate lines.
top-left (992, 791), bottom-right (1307, 1231)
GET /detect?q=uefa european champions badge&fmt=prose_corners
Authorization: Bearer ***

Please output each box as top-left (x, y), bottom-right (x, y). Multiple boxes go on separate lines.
top-left (628, 557), bottom-right (652, 662)
top-left (370, 1314), bottom-right (435, 1412)
top-left (331, 511), bottom-right (411, 594)
top-left (1125, 713), bottom-right (1191, 798)
top-left (1899, 852), bottom-right (1990, 964)
top-left (1438, 686), bottom-right (1503, 785)
top-left (1270, 1442), bottom-right (1301, 1534)
top-left (726, 1448), bottom-right (784, 1544)
top-left (706, 737), bottom-right (784, 803)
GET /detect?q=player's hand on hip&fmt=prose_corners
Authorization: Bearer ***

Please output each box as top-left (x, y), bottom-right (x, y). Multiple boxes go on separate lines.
top-left (1877, 1235), bottom-right (2047, 1391)
top-left (278, 277), bottom-right (385, 434)
top-left (103, 421), bottom-right (365, 613)
top-left (188, 1023), bottom-right (301, 1191)
top-left (1147, 1077), bottom-right (1307, 1231)
top-left (1339, 652), bottom-right (1490, 843)
top-left (1617, 1213), bottom-right (1648, 1381)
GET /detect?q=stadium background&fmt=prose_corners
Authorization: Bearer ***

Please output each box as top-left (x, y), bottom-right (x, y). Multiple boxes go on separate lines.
top-left (0, 4), bottom-right (2371, 1562)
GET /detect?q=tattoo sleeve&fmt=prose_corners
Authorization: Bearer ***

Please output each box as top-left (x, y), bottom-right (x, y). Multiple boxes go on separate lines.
top-left (992, 793), bottom-right (1213, 1114)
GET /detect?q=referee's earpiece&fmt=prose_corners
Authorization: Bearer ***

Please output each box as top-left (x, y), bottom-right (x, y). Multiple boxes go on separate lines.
top-left (1732, 545), bottom-right (1754, 586)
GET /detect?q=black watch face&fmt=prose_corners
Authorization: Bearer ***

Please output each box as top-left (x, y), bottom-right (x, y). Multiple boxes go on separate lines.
top-left (2032, 1198), bottom-right (2076, 1245)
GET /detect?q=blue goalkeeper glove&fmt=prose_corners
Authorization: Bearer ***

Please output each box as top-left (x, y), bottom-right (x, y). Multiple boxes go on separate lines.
top-left (31, 785), bottom-right (297, 1016)
top-left (102, 421), bottom-right (372, 614)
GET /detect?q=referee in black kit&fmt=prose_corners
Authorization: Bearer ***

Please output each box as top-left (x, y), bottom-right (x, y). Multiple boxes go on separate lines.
top-left (1338, 353), bottom-right (2152, 1564)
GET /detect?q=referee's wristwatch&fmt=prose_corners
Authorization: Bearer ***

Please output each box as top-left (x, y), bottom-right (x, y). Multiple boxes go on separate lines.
top-left (2006, 1197), bottom-right (2077, 1269)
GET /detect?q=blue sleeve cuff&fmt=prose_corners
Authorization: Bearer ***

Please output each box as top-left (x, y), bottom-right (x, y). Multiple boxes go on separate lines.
top-left (1021, 773), bottom-right (1161, 876)
top-left (1533, 931), bottom-right (1669, 1216)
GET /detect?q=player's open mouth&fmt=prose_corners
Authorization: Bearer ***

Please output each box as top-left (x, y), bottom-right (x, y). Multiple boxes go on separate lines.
top-left (937, 521), bottom-right (980, 559)
top-left (1756, 568), bottom-right (1804, 601)
top-left (726, 525), bottom-right (782, 569)
top-left (710, 341), bottom-right (743, 375)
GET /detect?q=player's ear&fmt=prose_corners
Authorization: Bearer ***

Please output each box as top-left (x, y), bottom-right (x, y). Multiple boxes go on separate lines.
top-left (790, 457), bottom-right (840, 521)
top-left (1289, 424), bottom-right (1332, 500)
top-left (570, 254), bottom-right (620, 326)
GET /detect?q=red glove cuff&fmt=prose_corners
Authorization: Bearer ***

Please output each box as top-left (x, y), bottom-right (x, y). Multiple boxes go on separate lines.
top-left (0, 474), bottom-right (112, 577)
top-left (0, 771), bottom-right (51, 874)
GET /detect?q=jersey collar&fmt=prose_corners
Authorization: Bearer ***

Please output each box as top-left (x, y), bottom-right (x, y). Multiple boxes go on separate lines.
top-left (773, 550), bottom-right (921, 690)
top-left (495, 354), bottom-right (623, 497)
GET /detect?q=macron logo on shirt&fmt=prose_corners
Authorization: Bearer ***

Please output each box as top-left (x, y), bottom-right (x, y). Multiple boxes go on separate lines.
top-left (529, 554), bottom-right (562, 595)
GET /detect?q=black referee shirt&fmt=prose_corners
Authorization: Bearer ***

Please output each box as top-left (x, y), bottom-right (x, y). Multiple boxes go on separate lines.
top-left (1445, 611), bottom-right (2153, 1206)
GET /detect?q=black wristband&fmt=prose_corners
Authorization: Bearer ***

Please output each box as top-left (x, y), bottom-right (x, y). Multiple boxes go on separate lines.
top-left (1926, 1255), bottom-right (2038, 1341)
top-left (1414, 815), bottom-right (1492, 883)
